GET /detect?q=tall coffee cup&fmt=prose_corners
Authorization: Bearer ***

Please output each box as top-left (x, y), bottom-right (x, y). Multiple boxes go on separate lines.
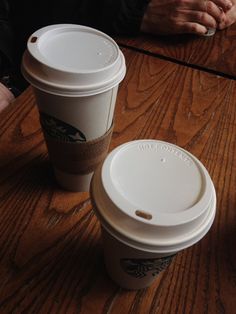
top-left (21, 24), bottom-right (126, 191)
top-left (90, 140), bottom-right (216, 289)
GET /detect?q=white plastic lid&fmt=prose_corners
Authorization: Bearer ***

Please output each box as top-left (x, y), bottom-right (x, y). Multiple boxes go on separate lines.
top-left (21, 24), bottom-right (126, 96)
top-left (91, 140), bottom-right (216, 253)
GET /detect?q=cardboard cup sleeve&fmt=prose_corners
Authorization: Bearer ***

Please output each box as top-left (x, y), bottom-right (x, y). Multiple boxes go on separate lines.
top-left (42, 123), bottom-right (114, 175)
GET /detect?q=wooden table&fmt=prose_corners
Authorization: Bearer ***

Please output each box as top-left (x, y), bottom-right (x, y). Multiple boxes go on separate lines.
top-left (0, 29), bottom-right (235, 313)
top-left (116, 23), bottom-right (236, 79)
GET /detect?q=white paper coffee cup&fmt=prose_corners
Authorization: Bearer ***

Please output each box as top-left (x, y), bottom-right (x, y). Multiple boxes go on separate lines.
top-left (90, 140), bottom-right (216, 289)
top-left (21, 24), bottom-right (126, 191)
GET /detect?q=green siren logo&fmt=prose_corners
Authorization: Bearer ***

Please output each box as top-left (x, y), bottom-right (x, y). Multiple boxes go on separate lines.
top-left (40, 112), bottom-right (86, 142)
top-left (120, 255), bottom-right (175, 278)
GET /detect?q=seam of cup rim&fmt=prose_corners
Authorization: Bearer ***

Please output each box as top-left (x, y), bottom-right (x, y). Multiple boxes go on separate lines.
top-left (99, 195), bottom-right (215, 249)
top-left (24, 80), bottom-right (123, 96)
top-left (101, 180), bottom-right (213, 227)
top-left (96, 168), bottom-right (215, 232)
top-left (100, 211), bottom-right (215, 253)
top-left (22, 69), bottom-right (126, 97)
top-left (22, 58), bottom-right (126, 91)
top-left (30, 54), bottom-right (121, 75)
top-left (100, 194), bottom-right (212, 228)
top-left (24, 69), bottom-right (125, 90)
top-left (95, 167), bottom-right (216, 243)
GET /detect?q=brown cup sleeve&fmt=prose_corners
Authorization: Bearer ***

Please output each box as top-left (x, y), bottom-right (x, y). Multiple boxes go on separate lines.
top-left (42, 123), bottom-right (114, 175)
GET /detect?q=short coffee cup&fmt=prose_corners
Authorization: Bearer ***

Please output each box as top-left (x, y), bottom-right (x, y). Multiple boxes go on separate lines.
top-left (90, 140), bottom-right (216, 289)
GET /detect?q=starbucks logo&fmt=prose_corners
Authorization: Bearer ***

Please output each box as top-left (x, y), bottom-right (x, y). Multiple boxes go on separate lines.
top-left (120, 255), bottom-right (174, 278)
top-left (40, 112), bottom-right (86, 142)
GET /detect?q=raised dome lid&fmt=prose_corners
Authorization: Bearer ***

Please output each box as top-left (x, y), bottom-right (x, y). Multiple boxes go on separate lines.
top-left (102, 140), bottom-right (212, 225)
top-left (21, 24), bottom-right (126, 96)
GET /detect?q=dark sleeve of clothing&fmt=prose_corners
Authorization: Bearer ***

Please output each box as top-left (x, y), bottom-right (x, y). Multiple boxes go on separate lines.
top-left (0, 0), bottom-right (28, 93)
top-left (52, 0), bottom-right (150, 36)
top-left (0, 0), bottom-right (14, 76)
top-left (99, 0), bottom-right (150, 35)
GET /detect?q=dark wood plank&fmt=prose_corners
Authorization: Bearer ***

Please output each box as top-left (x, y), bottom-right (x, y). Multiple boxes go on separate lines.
top-left (0, 48), bottom-right (235, 313)
top-left (116, 24), bottom-right (236, 78)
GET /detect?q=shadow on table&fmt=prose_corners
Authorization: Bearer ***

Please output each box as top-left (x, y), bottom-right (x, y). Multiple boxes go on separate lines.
top-left (216, 220), bottom-right (236, 280)
top-left (0, 152), bottom-right (128, 312)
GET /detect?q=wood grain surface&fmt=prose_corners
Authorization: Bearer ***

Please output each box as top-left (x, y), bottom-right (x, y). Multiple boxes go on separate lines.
top-left (0, 47), bottom-right (235, 314)
top-left (116, 24), bottom-right (236, 79)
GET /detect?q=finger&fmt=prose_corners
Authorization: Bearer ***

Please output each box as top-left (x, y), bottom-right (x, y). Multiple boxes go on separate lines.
top-left (178, 10), bottom-right (218, 28)
top-left (209, 0), bottom-right (233, 12)
top-left (218, 5), bottom-right (236, 28)
top-left (206, 1), bottom-right (225, 22)
top-left (176, 21), bottom-right (208, 35)
top-left (183, 0), bottom-right (232, 13)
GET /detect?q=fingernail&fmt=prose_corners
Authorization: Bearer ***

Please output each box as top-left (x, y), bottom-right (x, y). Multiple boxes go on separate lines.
top-left (226, 1), bottom-right (233, 9)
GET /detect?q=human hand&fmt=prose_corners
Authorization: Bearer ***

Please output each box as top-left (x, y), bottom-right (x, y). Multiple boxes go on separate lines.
top-left (0, 82), bottom-right (14, 112)
top-left (218, 0), bottom-right (236, 28)
top-left (141, 0), bottom-right (233, 35)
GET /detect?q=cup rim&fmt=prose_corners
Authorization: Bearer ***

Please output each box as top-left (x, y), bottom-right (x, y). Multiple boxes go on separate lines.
top-left (91, 179), bottom-right (216, 253)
